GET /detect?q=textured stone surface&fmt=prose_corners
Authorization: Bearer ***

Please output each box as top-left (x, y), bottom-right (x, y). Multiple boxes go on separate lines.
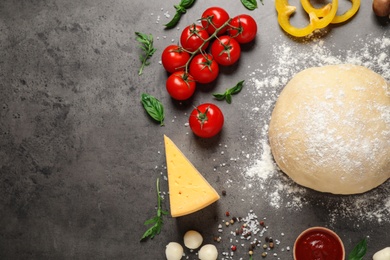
top-left (0, 0), bottom-right (389, 259)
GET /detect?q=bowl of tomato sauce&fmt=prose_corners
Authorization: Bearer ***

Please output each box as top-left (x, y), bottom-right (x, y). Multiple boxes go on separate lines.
top-left (293, 227), bottom-right (345, 260)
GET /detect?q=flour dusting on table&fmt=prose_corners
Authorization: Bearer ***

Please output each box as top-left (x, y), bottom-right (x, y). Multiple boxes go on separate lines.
top-left (239, 35), bottom-right (390, 225)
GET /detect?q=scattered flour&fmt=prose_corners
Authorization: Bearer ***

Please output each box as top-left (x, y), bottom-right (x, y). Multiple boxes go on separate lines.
top-left (240, 34), bottom-right (390, 225)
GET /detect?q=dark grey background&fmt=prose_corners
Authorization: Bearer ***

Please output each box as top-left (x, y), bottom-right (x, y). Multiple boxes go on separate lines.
top-left (1, 0), bottom-right (389, 259)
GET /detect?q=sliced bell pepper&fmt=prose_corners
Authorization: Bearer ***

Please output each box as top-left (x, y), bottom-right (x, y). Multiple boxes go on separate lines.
top-left (275, 0), bottom-right (338, 37)
top-left (301, 0), bottom-right (360, 24)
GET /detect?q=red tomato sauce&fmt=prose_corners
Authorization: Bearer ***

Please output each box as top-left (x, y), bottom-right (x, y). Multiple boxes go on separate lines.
top-left (294, 229), bottom-right (344, 260)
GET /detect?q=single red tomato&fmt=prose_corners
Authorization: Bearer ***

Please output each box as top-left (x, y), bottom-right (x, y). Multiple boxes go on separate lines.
top-left (189, 53), bottom-right (219, 84)
top-left (166, 71), bottom-right (196, 100)
top-left (180, 24), bottom-right (210, 52)
top-left (161, 45), bottom-right (190, 73)
top-left (210, 36), bottom-right (241, 66)
top-left (189, 103), bottom-right (224, 138)
top-left (201, 7), bottom-right (230, 36)
top-left (228, 14), bottom-right (257, 44)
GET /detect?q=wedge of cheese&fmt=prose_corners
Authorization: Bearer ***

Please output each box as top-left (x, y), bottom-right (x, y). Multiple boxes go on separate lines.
top-left (164, 135), bottom-right (220, 217)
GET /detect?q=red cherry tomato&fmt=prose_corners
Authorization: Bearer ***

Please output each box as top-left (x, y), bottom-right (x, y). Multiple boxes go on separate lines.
top-left (210, 36), bottom-right (241, 66)
top-left (201, 7), bottom-right (230, 36)
top-left (228, 14), bottom-right (257, 44)
top-left (189, 103), bottom-right (224, 138)
top-left (180, 24), bottom-right (210, 52)
top-left (161, 45), bottom-right (190, 73)
top-left (189, 53), bottom-right (219, 84)
top-left (166, 71), bottom-right (196, 100)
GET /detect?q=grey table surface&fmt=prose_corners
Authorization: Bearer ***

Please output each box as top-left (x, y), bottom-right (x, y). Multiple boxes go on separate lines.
top-left (1, 0), bottom-right (389, 259)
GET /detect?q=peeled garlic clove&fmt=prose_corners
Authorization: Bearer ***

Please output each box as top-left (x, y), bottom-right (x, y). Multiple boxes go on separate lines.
top-left (373, 247), bottom-right (390, 260)
top-left (165, 242), bottom-right (183, 260)
top-left (183, 230), bottom-right (203, 249)
top-left (198, 244), bottom-right (218, 260)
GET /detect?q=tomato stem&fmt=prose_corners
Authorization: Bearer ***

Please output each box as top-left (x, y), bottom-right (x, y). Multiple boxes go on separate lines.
top-left (196, 106), bottom-right (210, 129)
top-left (183, 18), bottom-right (233, 73)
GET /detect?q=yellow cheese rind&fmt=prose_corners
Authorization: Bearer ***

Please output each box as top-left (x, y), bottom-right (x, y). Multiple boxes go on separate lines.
top-left (164, 135), bottom-right (220, 217)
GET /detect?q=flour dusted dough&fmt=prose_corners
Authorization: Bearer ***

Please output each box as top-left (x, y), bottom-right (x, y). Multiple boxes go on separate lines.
top-left (269, 64), bottom-right (390, 194)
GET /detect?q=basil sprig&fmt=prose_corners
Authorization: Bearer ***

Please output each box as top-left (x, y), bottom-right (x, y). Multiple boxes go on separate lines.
top-left (213, 80), bottom-right (244, 104)
top-left (140, 93), bottom-right (165, 126)
top-left (241, 0), bottom-right (264, 10)
top-left (165, 0), bottom-right (196, 28)
top-left (348, 238), bottom-right (367, 260)
top-left (135, 32), bottom-right (156, 75)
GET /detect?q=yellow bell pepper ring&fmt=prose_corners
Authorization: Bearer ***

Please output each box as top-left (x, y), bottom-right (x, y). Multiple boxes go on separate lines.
top-left (301, 0), bottom-right (361, 24)
top-left (275, 0), bottom-right (338, 37)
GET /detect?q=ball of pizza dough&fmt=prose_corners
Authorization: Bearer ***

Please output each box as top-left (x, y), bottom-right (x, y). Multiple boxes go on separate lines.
top-left (268, 64), bottom-right (390, 194)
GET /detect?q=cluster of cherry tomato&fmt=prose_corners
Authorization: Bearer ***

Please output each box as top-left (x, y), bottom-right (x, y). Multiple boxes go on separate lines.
top-left (161, 7), bottom-right (257, 138)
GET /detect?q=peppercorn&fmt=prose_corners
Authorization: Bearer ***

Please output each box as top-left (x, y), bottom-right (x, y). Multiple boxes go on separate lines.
top-left (231, 245), bottom-right (237, 251)
top-left (260, 221), bottom-right (265, 227)
top-left (222, 190), bottom-right (227, 196)
top-left (249, 243), bottom-right (256, 251)
top-left (263, 244), bottom-right (268, 249)
top-left (225, 221), bottom-right (230, 227)
top-left (269, 242), bottom-right (274, 249)
top-left (225, 211), bottom-right (230, 217)
top-left (265, 237), bottom-right (269, 242)
top-left (262, 252), bottom-right (267, 258)
top-left (244, 231), bottom-right (252, 238)
top-left (230, 219), bottom-right (235, 224)
top-left (249, 250), bottom-right (254, 256)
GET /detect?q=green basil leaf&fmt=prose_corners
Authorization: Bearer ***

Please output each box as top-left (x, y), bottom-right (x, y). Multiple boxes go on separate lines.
top-left (180, 0), bottom-right (195, 9)
top-left (140, 93), bottom-right (165, 126)
top-left (241, 0), bottom-right (258, 10)
top-left (225, 94), bottom-right (232, 104)
top-left (164, 12), bottom-right (182, 28)
top-left (230, 80), bottom-right (244, 94)
top-left (212, 93), bottom-right (226, 100)
top-left (212, 80), bottom-right (244, 103)
top-left (165, 0), bottom-right (196, 29)
top-left (348, 238), bottom-right (367, 260)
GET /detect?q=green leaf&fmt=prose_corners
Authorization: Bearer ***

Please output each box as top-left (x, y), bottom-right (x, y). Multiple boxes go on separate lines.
top-left (164, 12), bottom-right (182, 28)
top-left (213, 93), bottom-right (226, 101)
top-left (180, 0), bottom-right (195, 9)
top-left (140, 93), bottom-right (165, 126)
top-left (140, 178), bottom-right (168, 241)
top-left (241, 0), bottom-right (258, 10)
top-left (143, 216), bottom-right (158, 225)
top-left (164, 0), bottom-right (196, 28)
top-left (348, 238), bottom-right (367, 260)
top-left (225, 94), bottom-right (232, 104)
top-left (135, 32), bottom-right (156, 75)
top-left (212, 80), bottom-right (244, 103)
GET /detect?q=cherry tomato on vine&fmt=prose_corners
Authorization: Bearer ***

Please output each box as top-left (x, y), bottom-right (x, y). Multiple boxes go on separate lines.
top-left (166, 71), bottom-right (196, 100)
top-left (210, 36), bottom-right (241, 66)
top-left (189, 53), bottom-right (219, 84)
top-left (161, 45), bottom-right (190, 73)
top-left (201, 7), bottom-right (230, 36)
top-left (180, 24), bottom-right (210, 52)
top-left (189, 103), bottom-right (224, 138)
top-left (228, 14), bottom-right (257, 44)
